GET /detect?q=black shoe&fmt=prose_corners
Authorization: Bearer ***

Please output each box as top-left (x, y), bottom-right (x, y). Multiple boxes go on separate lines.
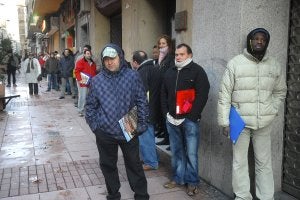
top-left (72, 96), bottom-right (76, 99)
top-left (59, 96), bottom-right (65, 99)
top-left (46, 89), bottom-right (50, 92)
top-left (156, 139), bottom-right (170, 145)
top-left (166, 146), bottom-right (170, 151)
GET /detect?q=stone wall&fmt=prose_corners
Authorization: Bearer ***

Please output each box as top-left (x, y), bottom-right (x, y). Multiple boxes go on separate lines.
top-left (189, 0), bottom-right (290, 196)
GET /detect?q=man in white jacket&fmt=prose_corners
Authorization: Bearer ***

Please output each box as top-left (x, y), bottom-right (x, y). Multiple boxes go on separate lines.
top-left (23, 52), bottom-right (41, 95)
top-left (217, 28), bottom-right (287, 200)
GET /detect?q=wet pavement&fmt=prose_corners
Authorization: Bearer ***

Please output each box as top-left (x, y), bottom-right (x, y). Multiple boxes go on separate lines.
top-left (0, 72), bottom-right (232, 199)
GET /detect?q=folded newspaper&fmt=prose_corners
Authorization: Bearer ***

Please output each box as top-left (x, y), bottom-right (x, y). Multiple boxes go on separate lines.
top-left (118, 106), bottom-right (138, 142)
top-left (80, 72), bottom-right (91, 85)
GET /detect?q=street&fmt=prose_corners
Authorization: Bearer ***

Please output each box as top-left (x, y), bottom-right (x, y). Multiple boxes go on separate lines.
top-left (0, 72), bottom-right (230, 199)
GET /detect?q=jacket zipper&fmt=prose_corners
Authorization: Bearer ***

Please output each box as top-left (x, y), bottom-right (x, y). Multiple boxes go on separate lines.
top-left (257, 62), bottom-right (260, 129)
top-left (175, 70), bottom-right (180, 115)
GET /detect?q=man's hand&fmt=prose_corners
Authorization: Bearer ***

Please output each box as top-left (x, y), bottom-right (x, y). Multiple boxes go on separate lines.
top-left (223, 126), bottom-right (230, 138)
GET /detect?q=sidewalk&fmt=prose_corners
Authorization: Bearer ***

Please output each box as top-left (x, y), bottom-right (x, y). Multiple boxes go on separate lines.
top-left (0, 72), bottom-right (230, 200)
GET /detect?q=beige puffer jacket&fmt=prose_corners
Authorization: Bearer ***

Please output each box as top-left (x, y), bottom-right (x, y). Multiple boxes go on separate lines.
top-left (217, 49), bottom-right (287, 130)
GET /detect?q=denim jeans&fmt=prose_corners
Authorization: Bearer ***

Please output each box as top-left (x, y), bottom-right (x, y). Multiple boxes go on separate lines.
top-left (47, 74), bottom-right (58, 90)
top-left (60, 77), bottom-right (75, 97)
top-left (139, 124), bottom-right (158, 169)
top-left (77, 84), bottom-right (88, 113)
top-left (166, 118), bottom-right (200, 186)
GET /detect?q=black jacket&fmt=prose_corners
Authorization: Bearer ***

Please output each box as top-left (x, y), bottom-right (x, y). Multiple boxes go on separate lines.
top-left (157, 53), bottom-right (175, 76)
top-left (161, 61), bottom-right (210, 122)
top-left (137, 59), bottom-right (161, 124)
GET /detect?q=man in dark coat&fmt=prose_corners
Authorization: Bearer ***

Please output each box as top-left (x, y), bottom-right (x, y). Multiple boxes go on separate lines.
top-left (131, 50), bottom-right (160, 171)
top-left (85, 44), bottom-right (149, 200)
top-left (6, 50), bottom-right (19, 87)
top-left (161, 43), bottom-right (210, 196)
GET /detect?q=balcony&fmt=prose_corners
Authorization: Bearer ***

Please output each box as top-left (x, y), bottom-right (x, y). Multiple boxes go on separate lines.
top-left (33, 0), bottom-right (64, 17)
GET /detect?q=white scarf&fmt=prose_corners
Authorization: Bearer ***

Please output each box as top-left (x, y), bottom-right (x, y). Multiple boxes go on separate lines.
top-left (175, 58), bottom-right (193, 70)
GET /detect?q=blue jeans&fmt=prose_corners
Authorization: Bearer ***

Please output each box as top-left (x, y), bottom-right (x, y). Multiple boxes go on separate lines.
top-left (47, 74), bottom-right (58, 90)
top-left (139, 124), bottom-right (158, 169)
top-left (166, 118), bottom-right (200, 186)
top-left (77, 83), bottom-right (88, 113)
top-left (60, 77), bottom-right (75, 97)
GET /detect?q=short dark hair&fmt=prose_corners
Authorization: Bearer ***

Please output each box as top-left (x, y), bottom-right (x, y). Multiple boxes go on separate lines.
top-left (84, 44), bottom-right (91, 50)
top-left (132, 51), bottom-right (148, 65)
top-left (84, 49), bottom-right (91, 54)
top-left (176, 43), bottom-right (193, 55)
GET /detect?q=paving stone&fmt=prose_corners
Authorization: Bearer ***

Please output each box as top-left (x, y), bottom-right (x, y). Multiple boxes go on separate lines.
top-left (48, 184), bottom-right (57, 192)
top-left (0, 183), bottom-right (10, 190)
top-left (38, 184), bottom-right (48, 193)
top-left (69, 170), bottom-right (79, 176)
top-left (3, 172), bottom-right (11, 179)
top-left (39, 188), bottom-right (90, 200)
top-left (9, 188), bottom-right (19, 196)
top-left (56, 182), bottom-right (66, 190)
top-left (29, 186), bottom-right (38, 194)
top-left (0, 190), bottom-right (9, 198)
top-left (65, 181), bottom-right (76, 189)
top-left (72, 175), bottom-right (84, 188)
top-left (19, 187), bottom-right (29, 195)
top-left (81, 174), bottom-right (92, 186)
top-left (1, 178), bottom-right (10, 185)
top-left (0, 76), bottom-right (234, 200)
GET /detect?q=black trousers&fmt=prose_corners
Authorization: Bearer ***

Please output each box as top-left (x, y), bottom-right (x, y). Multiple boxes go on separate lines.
top-left (28, 83), bottom-right (38, 95)
top-left (95, 133), bottom-right (149, 200)
top-left (7, 69), bottom-right (16, 85)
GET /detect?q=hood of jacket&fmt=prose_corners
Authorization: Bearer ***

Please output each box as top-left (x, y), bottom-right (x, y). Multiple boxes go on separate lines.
top-left (246, 28), bottom-right (270, 59)
top-left (100, 43), bottom-right (128, 75)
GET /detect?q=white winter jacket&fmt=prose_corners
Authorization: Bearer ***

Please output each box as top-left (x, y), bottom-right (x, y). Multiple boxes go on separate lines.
top-left (217, 49), bottom-right (287, 130)
top-left (22, 58), bottom-right (41, 84)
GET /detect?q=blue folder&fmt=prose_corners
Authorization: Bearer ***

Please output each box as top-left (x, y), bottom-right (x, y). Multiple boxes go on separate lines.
top-left (229, 106), bottom-right (246, 144)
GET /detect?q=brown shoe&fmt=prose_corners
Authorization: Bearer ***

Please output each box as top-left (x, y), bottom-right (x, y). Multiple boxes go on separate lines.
top-left (142, 164), bottom-right (157, 171)
top-left (163, 181), bottom-right (177, 189)
top-left (186, 184), bottom-right (199, 196)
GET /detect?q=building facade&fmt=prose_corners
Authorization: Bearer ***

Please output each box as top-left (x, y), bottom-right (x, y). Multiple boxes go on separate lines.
top-left (27, 0), bottom-right (299, 199)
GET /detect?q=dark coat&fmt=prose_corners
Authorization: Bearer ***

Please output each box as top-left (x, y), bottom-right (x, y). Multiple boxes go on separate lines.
top-left (7, 55), bottom-right (19, 71)
top-left (156, 53), bottom-right (175, 121)
top-left (45, 57), bottom-right (59, 74)
top-left (157, 53), bottom-right (175, 76)
top-left (59, 55), bottom-right (74, 78)
top-left (137, 59), bottom-right (161, 124)
top-left (161, 61), bottom-right (210, 122)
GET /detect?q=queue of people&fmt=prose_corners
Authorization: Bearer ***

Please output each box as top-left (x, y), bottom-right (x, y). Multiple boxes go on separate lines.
top-left (4, 27), bottom-right (286, 200)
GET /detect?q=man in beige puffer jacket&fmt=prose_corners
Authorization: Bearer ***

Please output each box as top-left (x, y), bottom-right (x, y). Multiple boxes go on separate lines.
top-left (217, 28), bottom-right (287, 200)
